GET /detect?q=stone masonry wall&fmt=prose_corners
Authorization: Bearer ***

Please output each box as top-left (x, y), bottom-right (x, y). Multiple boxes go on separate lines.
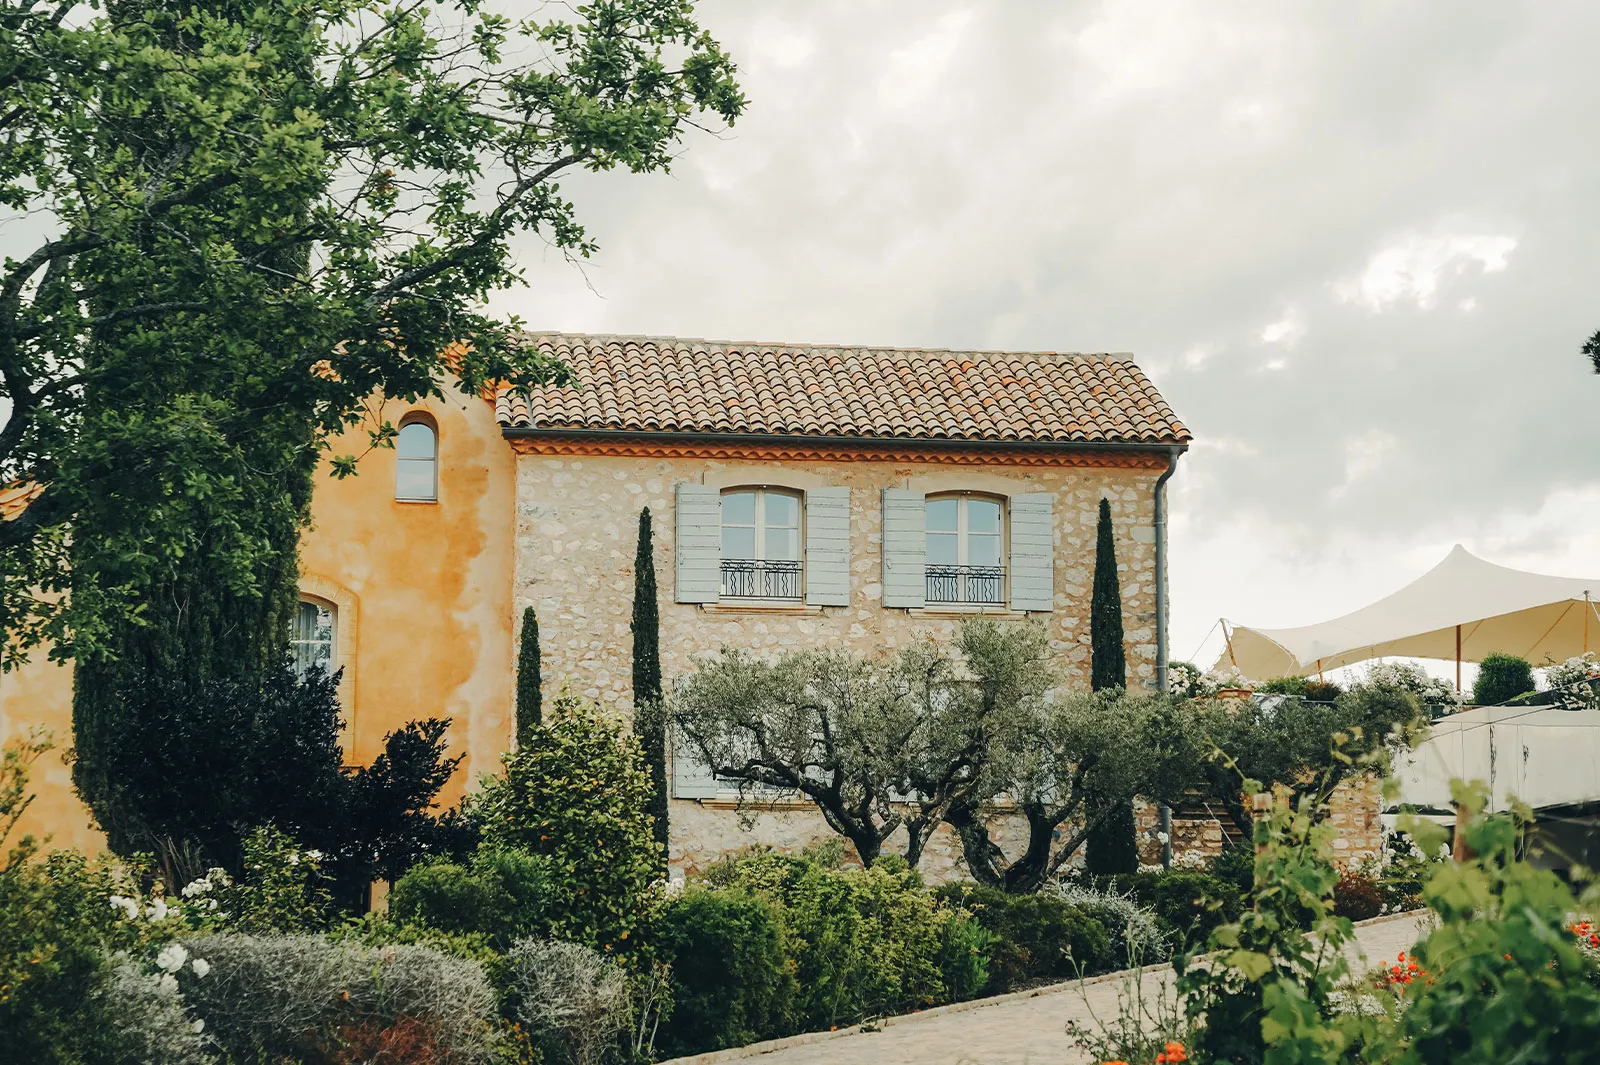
top-left (512, 449), bottom-right (1167, 877)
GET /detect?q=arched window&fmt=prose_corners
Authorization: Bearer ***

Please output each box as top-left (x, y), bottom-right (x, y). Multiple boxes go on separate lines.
top-left (292, 599), bottom-right (336, 676)
top-left (395, 418), bottom-right (437, 502)
top-left (720, 487), bottom-right (802, 600)
top-left (925, 493), bottom-right (1005, 604)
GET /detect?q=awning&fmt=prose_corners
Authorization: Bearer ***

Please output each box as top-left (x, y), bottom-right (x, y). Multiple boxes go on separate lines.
top-left (1217, 546), bottom-right (1600, 681)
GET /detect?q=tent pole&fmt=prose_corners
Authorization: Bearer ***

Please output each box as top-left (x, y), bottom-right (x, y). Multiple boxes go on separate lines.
top-left (1455, 624), bottom-right (1462, 695)
top-left (1586, 593), bottom-right (1591, 654)
top-left (1316, 658), bottom-right (1323, 683)
top-left (1223, 619), bottom-right (1240, 671)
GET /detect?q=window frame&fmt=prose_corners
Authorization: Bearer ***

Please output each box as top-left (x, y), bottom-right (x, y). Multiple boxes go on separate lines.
top-left (394, 413), bottom-right (438, 503)
top-left (719, 485), bottom-right (805, 601)
top-left (291, 597), bottom-right (337, 677)
top-left (924, 491), bottom-right (1007, 606)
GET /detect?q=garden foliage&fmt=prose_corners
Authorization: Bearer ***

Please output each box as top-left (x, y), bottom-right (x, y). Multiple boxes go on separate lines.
top-left (474, 696), bottom-right (663, 953)
top-left (1472, 651), bottom-right (1536, 706)
top-left (655, 886), bottom-right (795, 1056)
top-left (389, 845), bottom-right (551, 949)
top-left (517, 607), bottom-right (543, 742)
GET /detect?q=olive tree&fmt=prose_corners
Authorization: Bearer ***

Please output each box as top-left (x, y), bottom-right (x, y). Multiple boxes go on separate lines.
top-left (946, 687), bottom-right (1202, 894)
top-left (669, 620), bottom-right (1052, 868)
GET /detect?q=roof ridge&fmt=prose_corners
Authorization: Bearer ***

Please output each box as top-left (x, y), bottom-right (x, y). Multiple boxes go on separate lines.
top-left (521, 331), bottom-right (1133, 363)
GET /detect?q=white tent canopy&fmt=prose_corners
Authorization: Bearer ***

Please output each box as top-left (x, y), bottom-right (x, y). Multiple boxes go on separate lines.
top-left (1217, 546), bottom-right (1600, 682)
top-left (1393, 704), bottom-right (1600, 813)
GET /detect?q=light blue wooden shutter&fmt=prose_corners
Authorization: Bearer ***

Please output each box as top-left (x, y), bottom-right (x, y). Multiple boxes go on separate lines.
top-left (804, 487), bottom-right (851, 606)
top-left (674, 483), bottom-right (721, 604)
top-left (1009, 492), bottom-right (1055, 612)
top-left (671, 728), bottom-right (721, 799)
top-left (882, 488), bottom-right (926, 608)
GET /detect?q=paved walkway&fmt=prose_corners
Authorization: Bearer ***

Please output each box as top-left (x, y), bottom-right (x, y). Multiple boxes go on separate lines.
top-left (667, 913), bottom-right (1432, 1065)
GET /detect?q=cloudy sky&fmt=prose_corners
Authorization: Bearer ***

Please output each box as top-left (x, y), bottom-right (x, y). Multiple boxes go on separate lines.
top-left (486, 0), bottom-right (1600, 670)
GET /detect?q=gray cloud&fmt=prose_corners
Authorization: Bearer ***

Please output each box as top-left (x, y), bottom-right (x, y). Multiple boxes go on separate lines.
top-left (488, 1), bottom-right (1600, 656)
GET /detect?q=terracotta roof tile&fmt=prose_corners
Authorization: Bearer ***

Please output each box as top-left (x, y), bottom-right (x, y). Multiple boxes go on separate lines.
top-left (495, 334), bottom-right (1191, 445)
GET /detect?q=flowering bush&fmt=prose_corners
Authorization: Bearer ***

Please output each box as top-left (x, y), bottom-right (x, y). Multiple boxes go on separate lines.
top-left (1543, 652), bottom-right (1600, 690)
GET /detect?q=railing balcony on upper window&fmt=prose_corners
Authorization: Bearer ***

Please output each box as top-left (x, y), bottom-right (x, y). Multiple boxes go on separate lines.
top-left (721, 558), bottom-right (803, 601)
top-left (925, 564), bottom-right (1005, 605)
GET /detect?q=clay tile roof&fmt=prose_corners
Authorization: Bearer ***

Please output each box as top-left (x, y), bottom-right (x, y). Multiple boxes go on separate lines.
top-left (495, 334), bottom-right (1191, 446)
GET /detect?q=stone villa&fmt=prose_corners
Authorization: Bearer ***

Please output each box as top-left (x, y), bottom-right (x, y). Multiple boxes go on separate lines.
top-left (2, 333), bottom-right (1204, 877)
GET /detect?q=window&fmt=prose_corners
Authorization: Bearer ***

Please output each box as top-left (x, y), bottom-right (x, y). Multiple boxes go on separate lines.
top-left (292, 599), bottom-right (335, 676)
top-left (925, 494), bottom-right (1005, 604)
top-left (720, 487), bottom-right (802, 600)
top-left (395, 419), bottom-right (437, 501)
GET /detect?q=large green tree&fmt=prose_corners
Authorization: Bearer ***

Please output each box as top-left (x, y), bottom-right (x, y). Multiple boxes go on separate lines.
top-left (1084, 497), bottom-right (1138, 875)
top-left (0, 0), bottom-right (743, 671)
top-left (0, 0), bottom-right (741, 847)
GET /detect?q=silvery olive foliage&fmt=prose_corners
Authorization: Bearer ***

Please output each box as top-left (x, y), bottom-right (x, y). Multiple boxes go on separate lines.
top-left (506, 938), bottom-right (632, 1065)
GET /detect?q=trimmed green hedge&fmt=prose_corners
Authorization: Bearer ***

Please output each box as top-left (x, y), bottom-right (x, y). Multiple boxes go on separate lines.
top-left (931, 883), bottom-right (1114, 991)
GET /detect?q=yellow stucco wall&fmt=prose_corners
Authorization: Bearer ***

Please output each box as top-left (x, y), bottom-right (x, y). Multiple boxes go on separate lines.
top-left (0, 386), bottom-right (515, 847)
top-left (297, 389), bottom-right (516, 799)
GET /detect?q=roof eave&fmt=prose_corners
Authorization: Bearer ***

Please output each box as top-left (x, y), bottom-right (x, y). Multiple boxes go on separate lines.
top-left (497, 426), bottom-right (1191, 453)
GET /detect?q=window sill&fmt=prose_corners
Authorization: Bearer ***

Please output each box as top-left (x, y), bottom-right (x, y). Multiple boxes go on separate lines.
top-left (702, 601), bottom-right (824, 616)
top-left (395, 497), bottom-right (438, 505)
top-left (909, 604), bottom-right (1031, 618)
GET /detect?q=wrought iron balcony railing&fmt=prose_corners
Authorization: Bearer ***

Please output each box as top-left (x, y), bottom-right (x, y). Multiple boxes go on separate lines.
top-left (721, 558), bottom-right (803, 601)
top-left (926, 564), bottom-right (1005, 606)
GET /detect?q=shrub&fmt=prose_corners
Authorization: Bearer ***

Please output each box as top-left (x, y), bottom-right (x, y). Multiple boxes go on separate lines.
top-left (1332, 871), bottom-right (1384, 921)
top-left (933, 883), bottom-right (1114, 990)
top-left (505, 939), bottom-right (630, 1065)
top-left (936, 912), bottom-right (995, 1002)
top-left (1101, 870), bottom-right (1242, 948)
top-left (389, 846), bottom-right (550, 948)
top-left (656, 887), bottom-right (795, 1056)
top-left (1048, 882), bottom-right (1165, 969)
top-left (474, 696), bottom-right (662, 953)
top-left (1209, 844), bottom-right (1256, 899)
top-left (92, 959), bottom-right (214, 1065)
top-left (178, 933), bottom-right (496, 1063)
top-left (1257, 676), bottom-right (1344, 701)
top-left (1474, 652), bottom-right (1536, 706)
top-left (707, 851), bottom-right (953, 1025)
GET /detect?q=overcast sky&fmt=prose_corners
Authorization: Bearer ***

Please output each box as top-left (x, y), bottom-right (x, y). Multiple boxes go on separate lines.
top-left (486, 0), bottom-right (1600, 670)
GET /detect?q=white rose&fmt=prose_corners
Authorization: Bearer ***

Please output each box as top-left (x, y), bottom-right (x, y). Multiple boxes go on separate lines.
top-left (190, 958), bottom-right (210, 978)
top-left (146, 898), bottom-right (170, 922)
top-left (155, 943), bottom-right (188, 974)
top-left (159, 973), bottom-right (178, 994)
top-left (109, 895), bottom-right (139, 920)
top-left (191, 1019), bottom-right (205, 1034)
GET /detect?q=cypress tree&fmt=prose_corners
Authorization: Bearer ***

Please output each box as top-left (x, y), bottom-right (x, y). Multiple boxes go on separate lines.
top-left (516, 606), bottom-right (542, 743)
top-left (1085, 497), bottom-right (1139, 875)
top-left (631, 507), bottom-right (668, 865)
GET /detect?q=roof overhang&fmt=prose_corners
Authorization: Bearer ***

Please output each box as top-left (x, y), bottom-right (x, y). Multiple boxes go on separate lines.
top-left (498, 427), bottom-right (1189, 468)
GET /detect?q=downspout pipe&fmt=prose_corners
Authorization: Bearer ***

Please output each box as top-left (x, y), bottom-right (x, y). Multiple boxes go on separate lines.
top-left (1153, 445), bottom-right (1184, 693)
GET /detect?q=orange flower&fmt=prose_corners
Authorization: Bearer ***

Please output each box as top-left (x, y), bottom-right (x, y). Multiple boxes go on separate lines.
top-left (1164, 1043), bottom-right (1189, 1063)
